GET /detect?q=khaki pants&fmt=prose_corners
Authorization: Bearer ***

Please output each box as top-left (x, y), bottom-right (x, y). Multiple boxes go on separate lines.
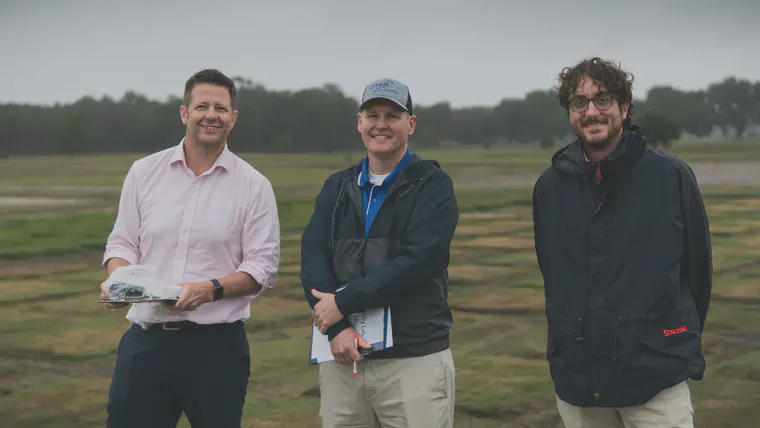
top-left (319, 348), bottom-right (455, 428)
top-left (556, 381), bottom-right (694, 428)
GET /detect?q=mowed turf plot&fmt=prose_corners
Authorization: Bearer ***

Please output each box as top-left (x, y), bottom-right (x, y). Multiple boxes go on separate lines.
top-left (0, 144), bottom-right (759, 427)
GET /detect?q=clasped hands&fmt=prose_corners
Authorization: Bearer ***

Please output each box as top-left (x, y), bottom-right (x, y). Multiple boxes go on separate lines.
top-left (311, 289), bottom-right (372, 365)
top-left (311, 289), bottom-right (344, 334)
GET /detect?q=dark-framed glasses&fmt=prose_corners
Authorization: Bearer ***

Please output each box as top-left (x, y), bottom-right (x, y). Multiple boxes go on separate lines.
top-left (567, 94), bottom-right (615, 113)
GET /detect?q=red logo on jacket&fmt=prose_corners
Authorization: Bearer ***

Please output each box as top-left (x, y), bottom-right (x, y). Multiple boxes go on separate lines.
top-left (663, 325), bottom-right (687, 337)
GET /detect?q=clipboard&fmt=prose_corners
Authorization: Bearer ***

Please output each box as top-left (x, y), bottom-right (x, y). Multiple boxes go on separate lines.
top-left (99, 288), bottom-right (178, 304)
top-left (308, 306), bottom-right (393, 365)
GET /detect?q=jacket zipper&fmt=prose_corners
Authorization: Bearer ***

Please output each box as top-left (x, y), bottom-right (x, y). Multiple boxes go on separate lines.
top-left (576, 317), bottom-right (584, 350)
top-left (612, 316), bottom-right (623, 362)
top-left (330, 180), bottom-right (345, 252)
top-left (356, 237), bottom-right (368, 261)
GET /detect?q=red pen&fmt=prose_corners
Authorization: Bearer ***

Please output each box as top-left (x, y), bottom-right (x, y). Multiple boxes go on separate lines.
top-left (353, 335), bottom-right (358, 379)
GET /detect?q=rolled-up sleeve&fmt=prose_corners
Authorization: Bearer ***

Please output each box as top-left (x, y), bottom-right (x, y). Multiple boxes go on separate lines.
top-left (237, 178), bottom-right (280, 293)
top-left (103, 163), bottom-right (141, 267)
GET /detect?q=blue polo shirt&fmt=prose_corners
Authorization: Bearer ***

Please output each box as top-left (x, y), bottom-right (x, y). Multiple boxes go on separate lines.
top-left (358, 150), bottom-right (412, 236)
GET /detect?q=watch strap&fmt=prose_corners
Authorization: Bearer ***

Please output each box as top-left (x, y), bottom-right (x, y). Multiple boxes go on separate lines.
top-left (211, 279), bottom-right (223, 301)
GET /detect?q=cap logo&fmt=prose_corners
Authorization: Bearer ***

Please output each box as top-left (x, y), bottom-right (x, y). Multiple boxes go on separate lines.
top-left (368, 81), bottom-right (400, 96)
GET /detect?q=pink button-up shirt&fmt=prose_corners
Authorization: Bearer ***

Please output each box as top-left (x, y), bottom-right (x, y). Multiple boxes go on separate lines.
top-left (103, 139), bottom-right (280, 325)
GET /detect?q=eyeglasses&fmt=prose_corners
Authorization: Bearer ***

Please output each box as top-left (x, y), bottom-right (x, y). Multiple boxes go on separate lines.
top-left (567, 93), bottom-right (616, 113)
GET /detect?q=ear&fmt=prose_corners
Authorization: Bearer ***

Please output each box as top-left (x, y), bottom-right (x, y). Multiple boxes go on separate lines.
top-left (180, 105), bottom-right (189, 125)
top-left (356, 111), bottom-right (363, 133)
top-left (230, 109), bottom-right (239, 129)
top-left (620, 103), bottom-right (629, 121)
top-left (408, 114), bottom-right (417, 136)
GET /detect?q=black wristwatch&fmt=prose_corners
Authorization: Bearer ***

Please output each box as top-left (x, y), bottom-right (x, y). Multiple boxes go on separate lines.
top-left (211, 279), bottom-right (224, 301)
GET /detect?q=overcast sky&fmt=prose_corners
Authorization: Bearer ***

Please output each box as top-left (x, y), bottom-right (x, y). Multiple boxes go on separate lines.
top-left (2, 0), bottom-right (759, 108)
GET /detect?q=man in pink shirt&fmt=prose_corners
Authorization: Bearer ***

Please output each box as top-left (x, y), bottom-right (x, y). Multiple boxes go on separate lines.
top-left (100, 69), bottom-right (280, 428)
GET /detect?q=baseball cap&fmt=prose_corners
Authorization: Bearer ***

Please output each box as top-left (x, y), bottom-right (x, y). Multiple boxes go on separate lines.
top-left (359, 78), bottom-right (413, 115)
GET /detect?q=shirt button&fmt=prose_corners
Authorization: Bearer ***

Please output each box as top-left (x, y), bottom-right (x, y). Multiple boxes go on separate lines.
top-left (373, 199), bottom-right (377, 202)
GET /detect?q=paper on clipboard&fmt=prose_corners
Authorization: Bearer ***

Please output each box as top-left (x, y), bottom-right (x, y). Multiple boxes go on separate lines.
top-left (309, 306), bottom-right (393, 365)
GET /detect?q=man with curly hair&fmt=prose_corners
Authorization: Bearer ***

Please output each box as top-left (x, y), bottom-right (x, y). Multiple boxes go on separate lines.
top-left (531, 57), bottom-right (713, 427)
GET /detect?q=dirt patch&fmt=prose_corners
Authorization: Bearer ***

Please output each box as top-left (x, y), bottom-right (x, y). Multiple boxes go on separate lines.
top-left (450, 305), bottom-right (545, 316)
top-left (456, 236), bottom-right (535, 250)
top-left (456, 161), bottom-right (760, 189)
top-left (36, 327), bottom-right (121, 356)
top-left (300, 386), bottom-right (320, 398)
top-left (447, 265), bottom-right (522, 281)
top-left (0, 250), bottom-right (103, 269)
top-left (0, 349), bottom-right (116, 379)
top-left (713, 285), bottom-right (760, 299)
top-left (703, 331), bottom-right (760, 367)
top-left (0, 196), bottom-right (85, 206)
top-left (450, 288), bottom-right (545, 313)
top-left (455, 401), bottom-right (562, 427)
top-left (690, 162), bottom-right (760, 186)
top-left (0, 185), bottom-right (119, 194)
top-left (711, 295), bottom-right (760, 306)
top-left (456, 220), bottom-right (533, 236)
top-left (0, 262), bottom-right (94, 280)
top-left (747, 370), bottom-right (760, 382)
top-left (460, 211), bottom-right (520, 221)
top-left (714, 259), bottom-right (760, 276)
top-left (0, 290), bottom-right (88, 307)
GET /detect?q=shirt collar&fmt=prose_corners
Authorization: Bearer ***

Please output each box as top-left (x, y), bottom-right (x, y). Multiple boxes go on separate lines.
top-left (169, 138), bottom-right (233, 172)
top-left (358, 149), bottom-right (412, 187)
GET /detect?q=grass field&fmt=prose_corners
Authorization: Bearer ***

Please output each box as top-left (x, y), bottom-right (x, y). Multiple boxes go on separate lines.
top-left (1, 140), bottom-right (759, 427)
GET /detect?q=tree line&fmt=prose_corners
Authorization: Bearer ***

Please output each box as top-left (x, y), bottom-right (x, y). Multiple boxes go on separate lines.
top-left (1, 76), bottom-right (759, 156)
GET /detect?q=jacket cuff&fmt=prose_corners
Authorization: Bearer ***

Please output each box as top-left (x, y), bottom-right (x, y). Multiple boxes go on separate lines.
top-left (334, 286), bottom-right (361, 316)
top-left (326, 319), bottom-right (352, 341)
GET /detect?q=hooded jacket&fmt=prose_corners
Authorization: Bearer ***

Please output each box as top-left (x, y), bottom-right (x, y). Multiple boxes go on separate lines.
top-left (532, 126), bottom-right (712, 407)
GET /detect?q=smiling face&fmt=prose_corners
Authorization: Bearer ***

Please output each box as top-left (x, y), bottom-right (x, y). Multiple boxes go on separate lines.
top-left (357, 99), bottom-right (416, 158)
top-left (568, 77), bottom-right (628, 151)
top-left (180, 83), bottom-right (238, 150)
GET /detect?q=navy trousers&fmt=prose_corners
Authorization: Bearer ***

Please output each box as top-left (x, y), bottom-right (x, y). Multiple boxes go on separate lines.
top-left (106, 321), bottom-right (250, 428)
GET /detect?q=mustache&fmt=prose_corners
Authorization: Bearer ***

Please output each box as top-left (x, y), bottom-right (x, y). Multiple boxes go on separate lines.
top-left (581, 118), bottom-right (608, 126)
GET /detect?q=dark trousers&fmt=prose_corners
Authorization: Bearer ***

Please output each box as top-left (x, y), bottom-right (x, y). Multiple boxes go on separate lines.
top-left (106, 321), bottom-right (250, 428)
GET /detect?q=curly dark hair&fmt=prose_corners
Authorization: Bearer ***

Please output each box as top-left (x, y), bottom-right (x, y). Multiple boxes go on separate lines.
top-left (556, 57), bottom-right (635, 128)
top-left (183, 69), bottom-right (237, 108)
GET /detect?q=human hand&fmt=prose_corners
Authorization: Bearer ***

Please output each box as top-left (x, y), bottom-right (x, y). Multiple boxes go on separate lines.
top-left (170, 281), bottom-right (214, 311)
top-left (312, 289), bottom-right (344, 334)
top-left (330, 328), bottom-right (372, 365)
top-left (100, 279), bottom-right (129, 309)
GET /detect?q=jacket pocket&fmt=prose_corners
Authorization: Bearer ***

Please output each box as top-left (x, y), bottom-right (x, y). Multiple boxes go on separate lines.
top-left (624, 308), bottom-right (701, 379)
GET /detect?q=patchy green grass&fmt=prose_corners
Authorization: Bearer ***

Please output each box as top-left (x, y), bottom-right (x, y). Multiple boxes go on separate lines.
top-left (1, 142), bottom-right (760, 427)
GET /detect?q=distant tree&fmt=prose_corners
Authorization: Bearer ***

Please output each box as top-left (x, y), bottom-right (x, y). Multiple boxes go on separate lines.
top-left (1, 74), bottom-right (758, 156)
top-left (707, 77), bottom-right (754, 138)
top-left (540, 136), bottom-right (555, 149)
top-left (414, 102), bottom-right (453, 147)
top-left (753, 82), bottom-right (760, 124)
top-left (57, 112), bottom-right (92, 154)
top-left (645, 86), bottom-right (715, 137)
top-left (492, 91), bottom-right (567, 144)
top-left (638, 110), bottom-right (681, 148)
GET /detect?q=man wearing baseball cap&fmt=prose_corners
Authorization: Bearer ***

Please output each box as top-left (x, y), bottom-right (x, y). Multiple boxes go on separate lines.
top-left (301, 78), bottom-right (459, 427)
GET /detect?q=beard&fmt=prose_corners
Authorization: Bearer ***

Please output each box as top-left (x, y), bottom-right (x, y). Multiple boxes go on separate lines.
top-left (575, 116), bottom-right (623, 149)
